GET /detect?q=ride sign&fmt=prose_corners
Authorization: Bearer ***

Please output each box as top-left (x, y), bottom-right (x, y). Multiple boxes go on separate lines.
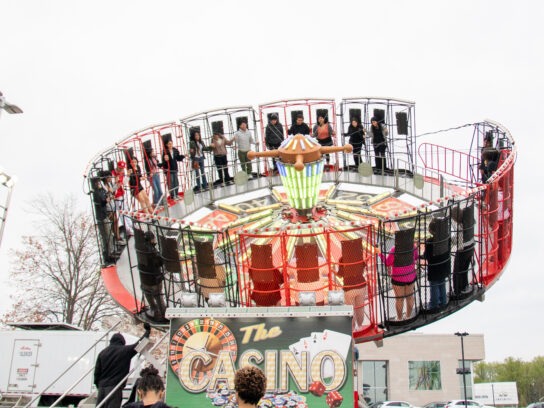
top-left (166, 307), bottom-right (354, 408)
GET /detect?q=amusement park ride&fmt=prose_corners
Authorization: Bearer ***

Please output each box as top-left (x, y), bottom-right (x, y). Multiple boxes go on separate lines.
top-left (84, 96), bottom-right (515, 407)
top-left (85, 97), bottom-right (515, 341)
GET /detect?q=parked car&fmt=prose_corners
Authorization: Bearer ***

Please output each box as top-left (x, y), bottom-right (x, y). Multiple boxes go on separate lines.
top-left (380, 401), bottom-right (420, 408)
top-left (424, 402), bottom-right (447, 408)
top-left (445, 400), bottom-right (494, 408)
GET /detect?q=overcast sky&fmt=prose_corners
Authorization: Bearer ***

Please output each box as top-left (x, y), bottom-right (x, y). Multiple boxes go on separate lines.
top-left (0, 0), bottom-right (542, 362)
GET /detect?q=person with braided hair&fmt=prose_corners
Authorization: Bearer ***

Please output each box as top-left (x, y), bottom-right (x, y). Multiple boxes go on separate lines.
top-left (234, 366), bottom-right (267, 408)
top-left (124, 366), bottom-right (173, 408)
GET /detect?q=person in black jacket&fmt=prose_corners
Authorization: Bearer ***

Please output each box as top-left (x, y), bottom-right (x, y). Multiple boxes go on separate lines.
top-left (137, 231), bottom-right (166, 322)
top-left (288, 113), bottom-right (311, 136)
top-left (265, 114), bottom-right (284, 173)
top-left (346, 118), bottom-right (366, 168)
top-left (94, 324), bottom-right (151, 408)
top-left (424, 217), bottom-right (451, 311)
top-left (123, 366), bottom-right (173, 408)
top-left (161, 140), bottom-right (185, 199)
top-left (92, 174), bottom-right (114, 265)
top-left (368, 117), bottom-right (389, 171)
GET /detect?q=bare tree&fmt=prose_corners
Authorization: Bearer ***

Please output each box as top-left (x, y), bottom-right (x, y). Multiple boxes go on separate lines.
top-left (1, 194), bottom-right (121, 329)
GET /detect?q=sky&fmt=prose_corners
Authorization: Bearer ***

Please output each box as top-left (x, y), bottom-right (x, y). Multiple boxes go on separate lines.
top-left (0, 0), bottom-right (542, 362)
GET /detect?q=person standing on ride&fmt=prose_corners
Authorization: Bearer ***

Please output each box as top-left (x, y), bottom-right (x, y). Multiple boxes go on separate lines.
top-left (144, 149), bottom-right (164, 207)
top-left (128, 158), bottom-right (153, 215)
top-left (265, 114), bottom-right (285, 174)
top-left (231, 121), bottom-right (255, 176)
top-left (368, 117), bottom-right (389, 171)
top-left (162, 140), bottom-right (185, 199)
top-left (288, 113), bottom-right (311, 135)
top-left (189, 131), bottom-right (211, 192)
top-left (312, 114), bottom-right (336, 167)
top-left (112, 161), bottom-right (133, 239)
top-left (210, 132), bottom-right (234, 185)
top-left (346, 118), bottom-right (366, 167)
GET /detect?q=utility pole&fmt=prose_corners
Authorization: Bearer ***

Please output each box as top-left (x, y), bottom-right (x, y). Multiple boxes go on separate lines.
top-left (455, 332), bottom-right (470, 408)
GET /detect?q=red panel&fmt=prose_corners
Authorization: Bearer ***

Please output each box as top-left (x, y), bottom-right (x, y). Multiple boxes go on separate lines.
top-left (197, 210), bottom-right (239, 229)
top-left (101, 266), bottom-right (142, 313)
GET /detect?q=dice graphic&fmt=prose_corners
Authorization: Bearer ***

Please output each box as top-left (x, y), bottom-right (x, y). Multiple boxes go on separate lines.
top-left (326, 391), bottom-right (343, 407)
top-left (309, 380), bottom-right (326, 397)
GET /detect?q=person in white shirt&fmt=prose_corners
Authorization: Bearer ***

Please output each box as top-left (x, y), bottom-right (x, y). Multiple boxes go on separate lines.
top-left (231, 121), bottom-right (255, 176)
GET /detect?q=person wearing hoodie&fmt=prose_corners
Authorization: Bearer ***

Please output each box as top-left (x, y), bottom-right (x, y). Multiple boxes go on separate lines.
top-left (94, 324), bottom-right (151, 408)
top-left (137, 231), bottom-right (166, 322)
top-left (123, 366), bottom-right (173, 408)
top-left (345, 118), bottom-right (366, 167)
top-left (265, 114), bottom-right (284, 173)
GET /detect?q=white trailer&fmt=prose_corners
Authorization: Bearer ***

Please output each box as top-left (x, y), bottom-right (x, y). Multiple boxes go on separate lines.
top-left (0, 323), bottom-right (140, 407)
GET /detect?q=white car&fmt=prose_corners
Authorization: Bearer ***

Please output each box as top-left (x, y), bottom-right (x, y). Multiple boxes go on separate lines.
top-left (445, 400), bottom-right (494, 408)
top-left (376, 401), bottom-right (420, 408)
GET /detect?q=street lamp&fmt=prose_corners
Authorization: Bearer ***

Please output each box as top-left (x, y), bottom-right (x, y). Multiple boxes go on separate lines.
top-left (455, 332), bottom-right (470, 408)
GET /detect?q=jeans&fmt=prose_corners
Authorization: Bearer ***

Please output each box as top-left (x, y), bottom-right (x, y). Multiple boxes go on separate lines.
top-left (151, 173), bottom-right (163, 205)
top-left (238, 150), bottom-right (252, 175)
top-left (167, 171), bottom-right (179, 198)
top-left (214, 155), bottom-right (231, 182)
top-left (374, 144), bottom-right (388, 171)
top-left (429, 279), bottom-right (447, 309)
top-left (194, 157), bottom-right (208, 189)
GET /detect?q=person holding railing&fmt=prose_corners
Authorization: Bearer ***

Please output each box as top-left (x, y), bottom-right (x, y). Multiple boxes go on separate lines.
top-left (137, 231), bottom-right (166, 322)
top-left (312, 114), bottom-right (336, 168)
top-left (112, 161), bottom-right (134, 238)
top-left (102, 171), bottom-right (125, 247)
top-left (368, 117), bottom-right (389, 171)
top-left (143, 149), bottom-right (164, 207)
top-left (345, 117), bottom-right (366, 168)
top-left (162, 140), bottom-right (185, 199)
top-left (288, 113), bottom-right (310, 135)
top-left (128, 158), bottom-right (153, 215)
top-left (231, 121), bottom-right (255, 177)
top-left (94, 323), bottom-right (151, 408)
top-left (189, 131), bottom-right (211, 193)
top-left (265, 113), bottom-right (284, 174)
top-left (451, 205), bottom-right (475, 297)
top-left (424, 217), bottom-right (451, 311)
top-left (380, 232), bottom-right (419, 321)
top-left (92, 175), bottom-right (115, 264)
top-left (210, 132), bottom-right (234, 185)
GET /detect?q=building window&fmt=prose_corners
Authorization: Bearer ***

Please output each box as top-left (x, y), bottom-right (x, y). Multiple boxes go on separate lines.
top-left (408, 361), bottom-right (442, 390)
top-left (458, 360), bottom-right (473, 399)
top-left (361, 361), bottom-right (388, 404)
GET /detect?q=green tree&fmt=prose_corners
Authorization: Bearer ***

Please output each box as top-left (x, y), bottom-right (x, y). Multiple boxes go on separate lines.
top-left (474, 357), bottom-right (544, 406)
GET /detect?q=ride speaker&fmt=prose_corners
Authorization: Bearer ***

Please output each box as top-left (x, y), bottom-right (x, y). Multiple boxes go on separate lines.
top-left (211, 121), bottom-right (224, 136)
top-left (396, 112), bottom-right (408, 135)
top-left (373, 108), bottom-right (385, 124)
top-left (189, 126), bottom-right (201, 138)
top-left (290, 110), bottom-right (304, 124)
top-left (161, 133), bottom-right (172, 147)
top-left (349, 108), bottom-right (362, 123)
top-left (124, 147), bottom-right (134, 164)
top-left (316, 108), bottom-right (329, 122)
top-left (142, 140), bottom-right (152, 156)
top-left (235, 116), bottom-right (248, 130)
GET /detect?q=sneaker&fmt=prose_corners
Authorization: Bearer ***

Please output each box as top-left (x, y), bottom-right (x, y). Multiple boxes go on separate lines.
top-left (213, 179), bottom-right (223, 186)
top-left (193, 186), bottom-right (202, 193)
top-left (117, 238), bottom-right (127, 246)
